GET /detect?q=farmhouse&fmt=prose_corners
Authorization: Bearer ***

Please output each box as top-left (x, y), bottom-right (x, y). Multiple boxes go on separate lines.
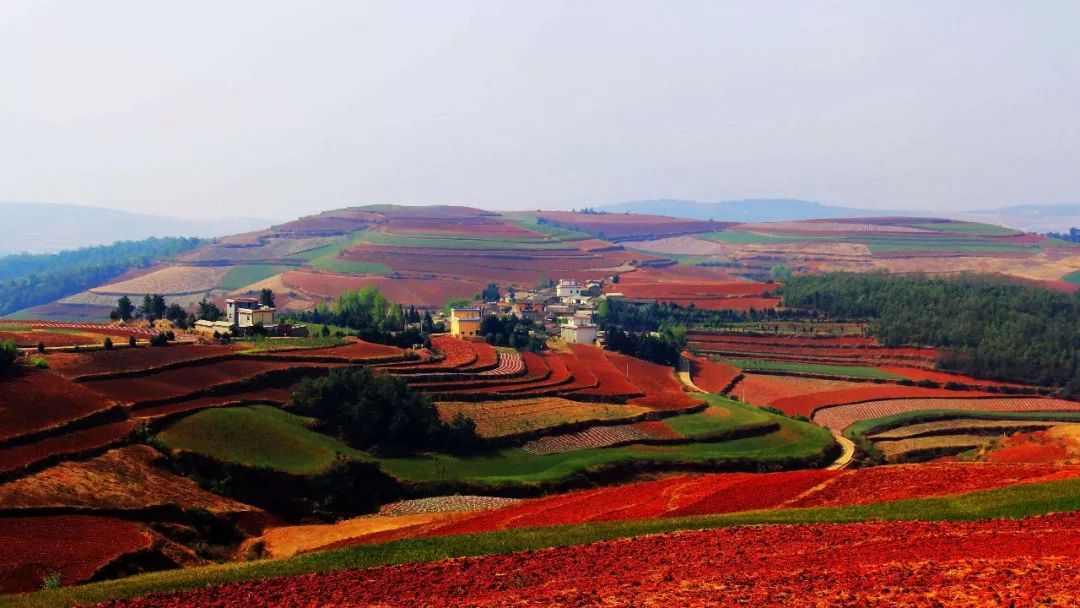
top-left (450, 307), bottom-right (483, 337)
top-left (556, 279), bottom-right (581, 299)
top-left (560, 317), bottom-right (597, 344)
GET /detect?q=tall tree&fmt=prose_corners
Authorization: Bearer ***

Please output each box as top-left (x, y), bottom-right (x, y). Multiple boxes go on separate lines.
top-left (111, 295), bottom-right (136, 321)
top-left (259, 288), bottom-right (275, 307)
top-left (197, 298), bottom-right (222, 321)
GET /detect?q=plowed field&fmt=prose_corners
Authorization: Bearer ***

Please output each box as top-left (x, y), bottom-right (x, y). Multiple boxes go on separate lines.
top-left (96, 513), bottom-right (1080, 607)
top-left (0, 370), bottom-right (116, 443)
top-left (814, 397), bottom-right (1080, 432)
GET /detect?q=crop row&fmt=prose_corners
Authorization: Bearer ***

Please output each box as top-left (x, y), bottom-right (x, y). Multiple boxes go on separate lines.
top-left (813, 397), bottom-right (1080, 432)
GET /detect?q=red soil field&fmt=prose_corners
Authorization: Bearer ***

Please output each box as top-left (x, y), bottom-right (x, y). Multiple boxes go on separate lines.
top-left (0, 515), bottom-right (153, 593)
top-left (730, 374), bottom-right (866, 406)
top-left (457, 341), bottom-right (498, 371)
top-left (100, 514), bottom-right (1080, 607)
top-left (603, 351), bottom-right (702, 410)
top-left (770, 385), bottom-right (995, 418)
top-left (427, 335), bottom-right (477, 368)
top-left (670, 296), bottom-right (782, 310)
top-left (984, 430), bottom-right (1076, 464)
top-left (493, 354), bottom-right (574, 395)
top-left (48, 344), bottom-right (238, 379)
top-left (877, 365), bottom-right (1025, 388)
top-left (567, 344), bottom-right (643, 399)
top-left (546, 352), bottom-right (599, 393)
top-left (82, 359), bottom-right (331, 404)
top-left (282, 271), bottom-right (485, 307)
top-left (131, 387), bottom-right (297, 420)
top-left (0, 370), bottom-right (116, 444)
top-left (418, 352), bottom-right (550, 394)
top-left (790, 462), bottom-right (1080, 508)
top-left (683, 352), bottom-right (740, 393)
top-left (256, 340), bottom-right (404, 361)
top-left (615, 281), bottom-right (773, 298)
top-left (0, 330), bottom-right (100, 347)
top-left (0, 420), bottom-right (135, 477)
top-left (814, 397), bottom-right (1080, 433)
top-left (630, 420), bottom-right (683, 440)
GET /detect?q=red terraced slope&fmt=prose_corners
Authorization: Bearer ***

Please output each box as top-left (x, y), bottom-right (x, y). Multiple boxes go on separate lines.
top-left (0, 515), bottom-right (154, 593)
top-left (0, 370), bottom-right (118, 444)
top-left (684, 352), bottom-right (740, 393)
top-left (0, 420), bottom-right (135, 478)
top-left (603, 351), bottom-right (702, 410)
top-left (567, 344), bottom-right (643, 399)
top-left (47, 345), bottom-right (239, 379)
top-left (770, 385), bottom-right (996, 418)
top-left (99, 514), bottom-right (1080, 607)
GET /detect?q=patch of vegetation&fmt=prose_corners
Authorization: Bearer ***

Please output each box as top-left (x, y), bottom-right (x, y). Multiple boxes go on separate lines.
top-left (909, 220), bottom-right (1023, 236)
top-left (157, 405), bottom-right (368, 475)
top-left (720, 358), bottom-right (902, 379)
top-left (289, 367), bottom-right (479, 455)
top-left (783, 272), bottom-right (1080, 390)
top-left (1063, 270), bottom-right (1080, 286)
top-left (23, 470), bottom-right (1080, 608)
top-left (377, 406), bottom-right (832, 485)
top-left (503, 214), bottom-right (593, 240)
top-left (357, 230), bottom-right (565, 250)
top-left (0, 339), bottom-right (16, 372)
top-left (665, 397), bottom-right (774, 438)
top-left (217, 265), bottom-right (293, 290)
top-left (0, 236), bottom-right (203, 317)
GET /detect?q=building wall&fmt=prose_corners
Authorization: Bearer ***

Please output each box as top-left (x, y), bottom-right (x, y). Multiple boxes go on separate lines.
top-left (451, 317), bottom-right (481, 337)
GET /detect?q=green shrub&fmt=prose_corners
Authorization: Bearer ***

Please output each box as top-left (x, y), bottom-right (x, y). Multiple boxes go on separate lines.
top-left (29, 356), bottom-right (48, 369)
top-left (0, 339), bottom-right (16, 372)
top-left (36, 341), bottom-right (45, 353)
top-left (149, 332), bottom-right (169, 347)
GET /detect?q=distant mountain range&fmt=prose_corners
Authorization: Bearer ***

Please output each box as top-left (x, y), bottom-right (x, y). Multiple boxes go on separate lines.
top-left (594, 199), bottom-right (1080, 233)
top-left (0, 203), bottom-right (273, 255)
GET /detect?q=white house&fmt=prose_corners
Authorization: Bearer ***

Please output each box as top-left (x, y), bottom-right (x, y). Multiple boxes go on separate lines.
top-left (556, 279), bottom-right (581, 299)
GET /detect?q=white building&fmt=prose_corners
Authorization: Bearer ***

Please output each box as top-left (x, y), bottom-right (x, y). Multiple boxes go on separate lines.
top-left (556, 279), bottom-right (581, 299)
top-left (560, 317), bottom-right (597, 344)
top-left (226, 297), bottom-right (276, 330)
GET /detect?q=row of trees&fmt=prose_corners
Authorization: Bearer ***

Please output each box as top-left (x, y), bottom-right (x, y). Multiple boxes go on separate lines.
top-left (289, 367), bottom-right (479, 454)
top-left (596, 298), bottom-right (688, 366)
top-left (782, 273), bottom-right (1080, 391)
top-left (0, 237), bottom-right (203, 317)
top-left (288, 286), bottom-right (435, 348)
top-left (477, 314), bottom-right (545, 351)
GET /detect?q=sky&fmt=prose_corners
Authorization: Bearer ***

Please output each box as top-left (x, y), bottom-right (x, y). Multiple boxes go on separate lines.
top-left (1, 1), bottom-right (1078, 221)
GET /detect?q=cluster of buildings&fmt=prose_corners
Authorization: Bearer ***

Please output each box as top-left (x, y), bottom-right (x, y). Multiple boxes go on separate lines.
top-left (193, 297), bottom-right (307, 338)
top-left (449, 278), bottom-right (612, 344)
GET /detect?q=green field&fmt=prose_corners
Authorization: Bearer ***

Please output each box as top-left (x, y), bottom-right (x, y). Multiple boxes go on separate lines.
top-left (156, 405), bottom-right (366, 474)
top-left (217, 265), bottom-right (293, 290)
top-left (697, 230), bottom-right (795, 244)
top-left (16, 473), bottom-right (1080, 608)
top-left (721, 358), bottom-right (903, 379)
top-left (239, 335), bottom-right (346, 352)
top-left (909, 220), bottom-right (1023, 236)
top-left (502, 214), bottom-right (593, 241)
top-left (0, 325), bottom-right (32, 332)
top-left (356, 230), bottom-right (566, 250)
top-left (664, 399), bottom-right (774, 438)
top-left (1064, 270), bottom-right (1080, 285)
top-left (377, 399), bottom-right (833, 485)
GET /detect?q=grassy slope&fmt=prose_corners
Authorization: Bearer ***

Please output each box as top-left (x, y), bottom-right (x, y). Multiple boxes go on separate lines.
top-left (156, 405), bottom-right (366, 474)
top-left (909, 221), bottom-right (1024, 236)
top-left (15, 475), bottom-right (1080, 608)
top-left (501, 214), bottom-right (594, 241)
top-left (217, 265), bottom-right (294, 290)
top-left (1064, 270), bottom-right (1080, 285)
top-left (378, 398), bottom-right (833, 485)
top-left (722, 358), bottom-right (903, 379)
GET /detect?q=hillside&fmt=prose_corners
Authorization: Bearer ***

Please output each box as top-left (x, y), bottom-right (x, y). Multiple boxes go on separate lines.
top-left (13, 204), bottom-right (1080, 321)
top-left (0, 203), bottom-right (272, 256)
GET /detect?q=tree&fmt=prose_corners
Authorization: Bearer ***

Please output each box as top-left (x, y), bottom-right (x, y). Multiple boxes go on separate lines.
top-left (151, 294), bottom-right (166, 320)
top-left (165, 303), bottom-right (188, 327)
top-left (103, 337), bottom-right (113, 350)
top-left (139, 295), bottom-right (155, 320)
top-left (128, 335), bottom-right (137, 348)
top-left (259, 288), bottom-right (275, 307)
top-left (0, 339), bottom-right (17, 373)
top-left (480, 283), bottom-right (500, 302)
top-left (289, 367), bottom-right (478, 454)
top-left (111, 295), bottom-right (136, 322)
top-left (197, 298), bottom-right (222, 321)
top-left (442, 297), bottom-right (471, 317)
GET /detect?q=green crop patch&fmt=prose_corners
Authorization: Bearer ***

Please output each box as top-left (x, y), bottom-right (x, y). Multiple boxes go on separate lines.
top-left (217, 265), bottom-right (293, 290)
top-left (156, 405), bottom-right (367, 475)
top-left (721, 358), bottom-right (903, 379)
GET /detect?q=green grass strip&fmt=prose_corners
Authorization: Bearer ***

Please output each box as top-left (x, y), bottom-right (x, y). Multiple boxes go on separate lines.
top-left (12, 475), bottom-right (1080, 608)
top-left (216, 265), bottom-right (293, 290)
top-left (722, 358), bottom-right (902, 379)
top-left (156, 405), bottom-right (368, 474)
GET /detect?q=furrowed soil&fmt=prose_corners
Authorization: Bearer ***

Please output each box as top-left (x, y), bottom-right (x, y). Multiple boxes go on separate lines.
top-left (95, 513), bottom-right (1080, 607)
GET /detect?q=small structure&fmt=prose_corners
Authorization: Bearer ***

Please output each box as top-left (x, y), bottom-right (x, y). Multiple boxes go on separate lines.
top-left (560, 317), bottom-right (597, 344)
top-left (556, 279), bottom-right (581, 299)
top-left (193, 319), bottom-right (235, 336)
top-left (450, 307), bottom-right (483, 338)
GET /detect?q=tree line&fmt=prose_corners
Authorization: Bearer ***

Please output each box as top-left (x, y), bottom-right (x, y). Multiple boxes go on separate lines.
top-left (286, 286), bottom-right (435, 348)
top-left (0, 237), bottom-right (203, 317)
top-left (782, 272), bottom-right (1080, 392)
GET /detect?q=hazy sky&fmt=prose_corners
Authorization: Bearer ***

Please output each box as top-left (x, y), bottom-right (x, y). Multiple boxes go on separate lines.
top-left (1, 1), bottom-right (1078, 220)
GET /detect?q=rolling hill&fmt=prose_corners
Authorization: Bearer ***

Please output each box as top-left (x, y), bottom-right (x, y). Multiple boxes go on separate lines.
top-left (11, 204), bottom-right (1080, 321)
